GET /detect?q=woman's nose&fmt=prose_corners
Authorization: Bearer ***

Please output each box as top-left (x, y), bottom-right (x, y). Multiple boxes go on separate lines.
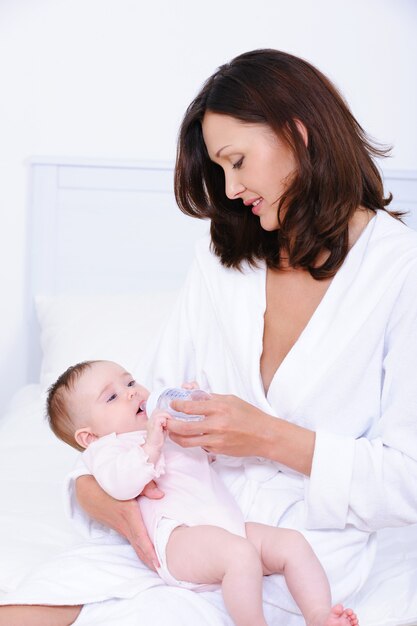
top-left (225, 174), bottom-right (245, 200)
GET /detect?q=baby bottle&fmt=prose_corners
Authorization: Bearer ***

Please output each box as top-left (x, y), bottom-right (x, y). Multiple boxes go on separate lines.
top-left (144, 388), bottom-right (210, 421)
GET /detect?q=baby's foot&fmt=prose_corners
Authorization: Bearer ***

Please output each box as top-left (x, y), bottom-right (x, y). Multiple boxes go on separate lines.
top-left (341, 607), bottom-right (359, 626)
top-left (325, 604), bottom-right (359, 626)
top-left (309, 604), bottom-right (359, 626)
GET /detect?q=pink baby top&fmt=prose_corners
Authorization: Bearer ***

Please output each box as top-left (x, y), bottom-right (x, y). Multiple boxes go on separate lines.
top-left (82, 431), bottom-right (246, 541)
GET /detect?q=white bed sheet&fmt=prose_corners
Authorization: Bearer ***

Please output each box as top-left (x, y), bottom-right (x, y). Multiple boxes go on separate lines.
top-left (0, 384), bottom-right (81, 593)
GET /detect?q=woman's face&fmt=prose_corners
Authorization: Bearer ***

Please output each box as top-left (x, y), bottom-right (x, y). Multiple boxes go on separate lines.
top-left (202, 112), bottom-right (298, 231)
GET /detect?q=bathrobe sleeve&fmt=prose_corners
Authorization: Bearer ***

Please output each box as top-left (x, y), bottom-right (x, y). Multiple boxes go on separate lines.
top-left (305, 262), bottom-right (417, 532)
top-left (82, 433), bottom-right (166, 501)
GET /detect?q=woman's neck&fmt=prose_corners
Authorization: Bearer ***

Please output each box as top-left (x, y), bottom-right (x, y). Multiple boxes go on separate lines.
top-left (348, 206), bottom-right (375, 249)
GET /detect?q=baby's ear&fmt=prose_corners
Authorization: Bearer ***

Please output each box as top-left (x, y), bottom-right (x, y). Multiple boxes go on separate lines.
top-left (74, 427), bottom-right (98, 449)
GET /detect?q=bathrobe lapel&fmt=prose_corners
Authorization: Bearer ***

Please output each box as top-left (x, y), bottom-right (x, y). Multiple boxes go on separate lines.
top-left (266, 212), bottom-right (417, 417)
top-left (204, 211), bottom-right (416, 420)
top-left (265, 217), bottom-right (377, 417)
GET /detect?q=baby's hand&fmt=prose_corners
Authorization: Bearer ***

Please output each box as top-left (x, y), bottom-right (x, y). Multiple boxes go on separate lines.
top-left (142, 410), bottom-right (170, 465)
top-left (146, 410), bottom-right (170, 448)
top-left (181, 381), bottom-right (199, 390)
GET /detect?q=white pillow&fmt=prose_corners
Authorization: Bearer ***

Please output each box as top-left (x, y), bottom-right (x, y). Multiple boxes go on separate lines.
top-left (35, 291), bottom-right (179, 391)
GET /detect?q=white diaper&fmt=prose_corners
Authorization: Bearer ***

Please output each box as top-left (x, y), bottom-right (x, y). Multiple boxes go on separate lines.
top-left (154, 517), bottom-right (220, 592)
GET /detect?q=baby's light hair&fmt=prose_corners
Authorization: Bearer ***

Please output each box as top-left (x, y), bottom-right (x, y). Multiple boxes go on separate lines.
top-left (47, 360), bottom-right (100, 452)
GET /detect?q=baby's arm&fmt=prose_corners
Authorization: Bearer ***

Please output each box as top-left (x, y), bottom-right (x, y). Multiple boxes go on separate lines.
top-left (82, 420), bottom-right (168, 501)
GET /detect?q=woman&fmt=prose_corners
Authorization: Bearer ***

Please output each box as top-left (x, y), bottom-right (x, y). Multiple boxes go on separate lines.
top-left (75, 49), bottom-right (417, 622)
top-left (2, 49), bottom-right (417, 625)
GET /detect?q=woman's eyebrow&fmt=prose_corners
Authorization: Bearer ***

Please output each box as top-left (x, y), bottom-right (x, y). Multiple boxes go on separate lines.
top-left (216, 144), bottom-right (231, 157)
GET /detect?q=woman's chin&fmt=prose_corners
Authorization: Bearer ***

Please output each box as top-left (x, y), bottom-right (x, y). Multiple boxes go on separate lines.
top-left (259, 218), bottom-right (279, 232)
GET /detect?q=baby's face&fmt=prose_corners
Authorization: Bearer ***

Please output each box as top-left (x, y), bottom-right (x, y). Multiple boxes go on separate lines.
top-left (71, 361), bottom-right (149, 439)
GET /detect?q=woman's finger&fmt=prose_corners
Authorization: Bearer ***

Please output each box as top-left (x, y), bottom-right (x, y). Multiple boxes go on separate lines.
top-left (125, 508), bottom-right (160, 570)
top-left (141, 480), bottom-right (165, 500)
top-left (166, 416), bottom-right (210, 435)
top-left (169, 399), bottom-right (212, 416)
top-left (130, 531), bottom-right (160, 571)
top-left (169, 393), bottom-right (227, 417)
top-left (168, 432), bottom-right (209, 448)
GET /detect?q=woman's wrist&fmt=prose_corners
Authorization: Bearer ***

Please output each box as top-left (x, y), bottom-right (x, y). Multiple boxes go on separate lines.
top-left (260, 414), bottom-right (316, 476)
top-left (117, 498), bottom-right (142, 538)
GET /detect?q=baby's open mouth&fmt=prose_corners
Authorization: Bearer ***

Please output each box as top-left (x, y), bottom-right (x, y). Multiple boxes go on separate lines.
top-left (136, 401), bottom-right (146, 415)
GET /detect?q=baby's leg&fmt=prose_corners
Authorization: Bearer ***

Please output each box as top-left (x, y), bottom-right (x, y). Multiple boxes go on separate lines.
top-left (0, 604), bottom-right (82, 626)
top-left (245, 523), bottom-right (359, 626)
top-left (166, 525), bottom-right (268, 626)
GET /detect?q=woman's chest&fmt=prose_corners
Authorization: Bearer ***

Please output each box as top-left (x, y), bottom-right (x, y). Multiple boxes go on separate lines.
top-left (261, 268), bottom-right (332, 393)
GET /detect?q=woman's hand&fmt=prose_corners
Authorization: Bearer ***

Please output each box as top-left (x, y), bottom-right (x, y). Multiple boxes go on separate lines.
top-left (167, 393), bottom-right (316, 475)
top-left (167, 393), bottom-right (274, 457)
top-left (120, 481), bottom-right (163, 570)
top-left (75, 475), bottom-right (163, 570)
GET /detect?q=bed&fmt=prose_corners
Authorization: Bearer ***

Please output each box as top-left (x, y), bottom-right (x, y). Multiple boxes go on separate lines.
top-left (1, 158), bottom-right (417, 625)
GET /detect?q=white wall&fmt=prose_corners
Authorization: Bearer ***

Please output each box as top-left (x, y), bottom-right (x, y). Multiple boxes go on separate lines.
top-left (0, 0), bottom-right (416, 413)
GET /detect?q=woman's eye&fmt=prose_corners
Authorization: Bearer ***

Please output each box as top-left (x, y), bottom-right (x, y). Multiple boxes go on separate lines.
top-left (232, 157), bottom-right (243, 170)
top-left (107, 393), bottom-right (117, 402)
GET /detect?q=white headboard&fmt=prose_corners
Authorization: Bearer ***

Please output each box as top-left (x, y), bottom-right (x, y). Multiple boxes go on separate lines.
top-left (25, 159), bottom-right (417, 386)
top-left (26, 157), bottom-right (209, 383)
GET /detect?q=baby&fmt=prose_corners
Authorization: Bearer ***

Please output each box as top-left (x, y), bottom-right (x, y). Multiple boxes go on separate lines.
top-left (46, 359), bottom-right (359, 626)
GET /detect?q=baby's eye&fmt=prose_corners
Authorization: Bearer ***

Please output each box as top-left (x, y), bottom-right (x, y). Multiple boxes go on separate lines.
top-left (107, 393), bottom-right (117, 402)
top-left (128, 380), bottom-right (136, 387)
top-left (232, 157), bottom-right (243, 170)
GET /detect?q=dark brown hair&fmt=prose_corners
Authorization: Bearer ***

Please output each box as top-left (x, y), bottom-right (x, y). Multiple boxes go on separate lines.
top-left (175, 49), bottom-right (400, 278)
top-left (47, 360), bottom-right (98, 452)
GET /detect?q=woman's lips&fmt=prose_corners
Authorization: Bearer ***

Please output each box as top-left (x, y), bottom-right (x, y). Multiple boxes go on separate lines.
top-left (243, 197), bottom-right (263, 214)
top-left (251, 198), bottom-right (263, 215)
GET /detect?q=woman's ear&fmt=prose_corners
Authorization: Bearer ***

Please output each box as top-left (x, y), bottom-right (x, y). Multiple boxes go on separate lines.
top-left (294, 118), bottom-right (308, 147)
top-left (74, 427), bottom-right (98, 449)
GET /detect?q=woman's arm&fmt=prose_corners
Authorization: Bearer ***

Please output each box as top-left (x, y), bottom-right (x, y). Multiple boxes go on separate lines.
top-left (167, 394), bottom-right (316, 476)
top-left (75, 475), bottom-right (161, 570)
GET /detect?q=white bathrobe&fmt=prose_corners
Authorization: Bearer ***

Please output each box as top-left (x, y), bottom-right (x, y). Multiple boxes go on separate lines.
top-left (146, 210), bottom-right (417, 600)
top-left (3, 210), bottom-right (417, 625)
